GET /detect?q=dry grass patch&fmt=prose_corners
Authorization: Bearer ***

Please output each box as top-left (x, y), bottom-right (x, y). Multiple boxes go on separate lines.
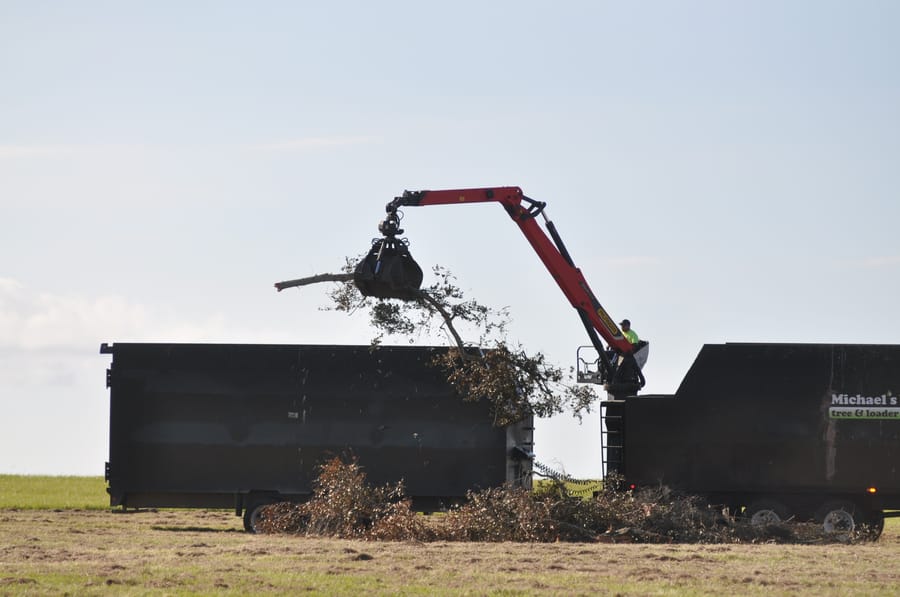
top-left (1, 509), bottom-right (899, 595)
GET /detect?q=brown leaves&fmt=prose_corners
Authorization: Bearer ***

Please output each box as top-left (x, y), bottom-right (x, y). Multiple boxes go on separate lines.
top-left (254, 457), bottom-right (428, 541)
top-left (258, 459), bottom-right (880, 544)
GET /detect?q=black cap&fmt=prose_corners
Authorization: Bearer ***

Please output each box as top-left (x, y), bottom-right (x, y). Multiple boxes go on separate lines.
top-left (619, 319), bottom-right (630, 327)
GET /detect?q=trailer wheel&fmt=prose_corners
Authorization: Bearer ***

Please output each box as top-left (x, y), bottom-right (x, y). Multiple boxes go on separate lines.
top-left (857, 510), bottom-right (885, 541)
top-left (243, 501), bottom-right (272, 534)
top-left (746, 500), bottom-right (790, 526)
top-left (815, 500), bottom-right (857, 534)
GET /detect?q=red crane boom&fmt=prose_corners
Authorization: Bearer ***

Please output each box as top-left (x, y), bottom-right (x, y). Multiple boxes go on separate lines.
top-left (388, 187), bottom-right (633, 355)
top-left (354, 186), bottom-right (645, 390)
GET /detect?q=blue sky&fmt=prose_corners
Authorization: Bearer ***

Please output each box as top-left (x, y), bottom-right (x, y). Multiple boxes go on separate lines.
top-left (2, 1), bottom-right (899, 476)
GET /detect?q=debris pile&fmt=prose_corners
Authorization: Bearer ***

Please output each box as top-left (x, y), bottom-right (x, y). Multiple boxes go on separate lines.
top-left (255, 457), bottom-right (427, 540)
top-left (257, 458), bottom-right (880, 544)
top-left (444, 481), bottom-right (740, 543)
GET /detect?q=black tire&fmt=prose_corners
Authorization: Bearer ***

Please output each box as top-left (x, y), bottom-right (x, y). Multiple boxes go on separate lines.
top-left (746, 499), bottom-right (791, 526)
top-left (815, 500), bottom-right (858, 535)
top-left (815, 500), bottom-right (884, 541)
top-left (243, 501), bottom-right (271, 534)
top-left (859, 510), bottom-right (885, 541)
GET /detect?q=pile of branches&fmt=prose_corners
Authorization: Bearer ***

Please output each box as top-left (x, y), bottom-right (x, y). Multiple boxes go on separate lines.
top-left (254, 457), bottom-right (430, 541)
top-left (256, 458), bottom-right (876, 544)
top-left (436, 482), bottom-right (762, 544)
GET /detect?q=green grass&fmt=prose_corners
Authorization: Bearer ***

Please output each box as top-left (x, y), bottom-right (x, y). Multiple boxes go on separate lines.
top-left (0, 475), bottom-right (108, 509)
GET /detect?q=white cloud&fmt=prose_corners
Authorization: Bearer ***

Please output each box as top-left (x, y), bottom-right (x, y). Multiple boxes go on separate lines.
top-left (245, 136), bottom-right (378, 152)
top-left (0, 278), bottom-right (241, 474)
top-left (0, 277), bottom-right (227, 351)
top-left (0, 145), bottom-right (84, 159)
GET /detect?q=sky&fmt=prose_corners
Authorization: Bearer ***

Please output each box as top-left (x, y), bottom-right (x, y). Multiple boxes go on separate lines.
top-left (2, 1), bottom-right (899, 478)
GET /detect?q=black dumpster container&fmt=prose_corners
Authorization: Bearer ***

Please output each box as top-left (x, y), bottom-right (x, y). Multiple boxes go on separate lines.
top-left (623, 343), bottom-right (900, 528)
top-left (102, 343), bottom-right (533, 529)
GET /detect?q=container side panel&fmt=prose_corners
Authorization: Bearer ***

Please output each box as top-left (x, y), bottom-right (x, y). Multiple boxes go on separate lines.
top-left (106, 344), bottom-right (523, 507)
top-left (626, 343), bottom-right (900, 498)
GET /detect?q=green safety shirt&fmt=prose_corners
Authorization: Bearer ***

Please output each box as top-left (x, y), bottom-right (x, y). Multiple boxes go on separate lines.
top-left (623, 329), bottom-right (639, 344)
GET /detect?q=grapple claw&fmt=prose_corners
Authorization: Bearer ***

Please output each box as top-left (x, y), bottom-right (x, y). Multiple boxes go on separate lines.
top-left (354, 238), bottom-right (424, 300)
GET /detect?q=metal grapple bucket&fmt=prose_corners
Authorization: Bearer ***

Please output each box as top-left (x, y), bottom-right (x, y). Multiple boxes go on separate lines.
top-left (354, 238), bottom-right (424, 300)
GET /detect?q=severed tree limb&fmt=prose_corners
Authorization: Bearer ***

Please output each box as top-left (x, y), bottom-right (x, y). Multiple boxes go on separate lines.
top-left (414, 291), bottom-right (473, 358)
top-left (275, 272), bottom-right (353, 292)
top-left (274, 269), bottom-right (473, 358)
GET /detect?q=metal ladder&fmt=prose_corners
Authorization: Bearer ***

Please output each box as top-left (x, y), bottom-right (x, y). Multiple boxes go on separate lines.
top-left (600, 399), bottom-right (625, 477)
top-left (577, 346), bottom-right (628, 478)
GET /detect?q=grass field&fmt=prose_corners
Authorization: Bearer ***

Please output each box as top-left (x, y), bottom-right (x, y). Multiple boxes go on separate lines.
top-left (0, 476), bottom-right (601, 510)
top-left (2, 476), bottom-right (899, 595)
top-left (0, 475), bottom-right (108, 510)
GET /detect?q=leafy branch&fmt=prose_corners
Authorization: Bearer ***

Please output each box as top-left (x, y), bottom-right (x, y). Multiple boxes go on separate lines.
top-left (275, 259), bottom-right (598, 426)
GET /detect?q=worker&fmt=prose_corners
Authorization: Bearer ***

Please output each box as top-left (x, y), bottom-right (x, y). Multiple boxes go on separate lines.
top-left (604, 319), bottom-right (639, 371)
top-left (620, 319), bottom-right (639, 345)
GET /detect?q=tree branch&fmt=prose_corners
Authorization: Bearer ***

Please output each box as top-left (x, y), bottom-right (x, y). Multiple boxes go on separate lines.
top-left (415, 290), bottom-right (472, 357)
top-left (275, 273), bottom-right (354, 292)
top-left (273, 261), bottom-right (596, 426)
